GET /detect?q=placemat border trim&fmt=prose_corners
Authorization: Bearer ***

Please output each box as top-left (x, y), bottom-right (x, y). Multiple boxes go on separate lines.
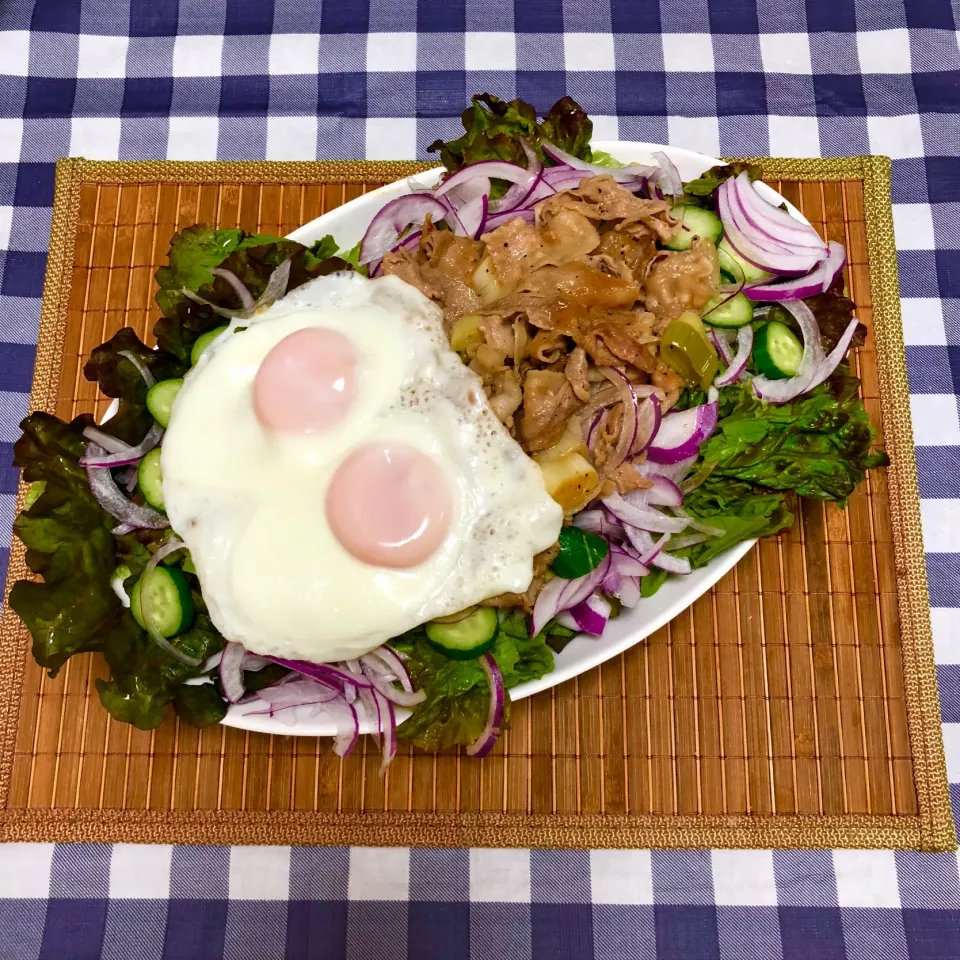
top-left (0, 156), bottom-right (952, 850)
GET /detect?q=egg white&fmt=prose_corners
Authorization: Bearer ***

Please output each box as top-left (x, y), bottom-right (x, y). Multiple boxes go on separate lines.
top-left (161, 272), bottom-right (562, 662)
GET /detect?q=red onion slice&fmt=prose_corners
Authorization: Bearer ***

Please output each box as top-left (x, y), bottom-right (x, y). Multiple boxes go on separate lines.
top-left (364, 646), bottom-right (415, 694)
top-left (540, 141), bottom-right (658, 184)
top-left (732, 173), bottom-right (828, 250)
top-left (218, 641), bottom-right (246, 703)
top-left (435, 160), bottom-right (536, 199)
top-left (718, 181), bottom-right (823, 276)
top-left (82, 425), bottom-right (135, 456)
top-left (743, 241), bottom-right (846, 301)
top-left (708, 329), bottom-right (735, 367)
top-left (804, 315), bottom-right (863, 393)
top-left (615, 576), bottom-right (642, 608)
top-left (651, 551), bottom-right (692, 575)
top-left (446, 193), bottom-right (489, 239)
top-left (600, 367), bottom-right (640, 469)
top-left (573, 508), bottom-right (624, 540)
top-left (211, 267), bottom-right (256, 311)
top-left (80, 422), bottom-right (163, 468)
top-left (646, 402), bottom-right (718, 465)
top-left (602, 493), bottom-right (691, 534)
top-left (641, 475), bottom-right (685, 508)
top-left (489, 140), bottom-right (544, 214)
top-left (714, 324), bottom-right (754, 388)
top-left (466, 653), bottom-right (505, 758)
top-left (360, 655), bottom-right (427, 707)
top-left (652, 151), bottom-right (682, 197)
top-left (118, 349), bottom-right (157, 389)
top-left (85, 443), bottom-right (169, 529)
top-left (570, 593), bottom-right (611, 635)
top-left (359, 193), bottom-right (448, 265)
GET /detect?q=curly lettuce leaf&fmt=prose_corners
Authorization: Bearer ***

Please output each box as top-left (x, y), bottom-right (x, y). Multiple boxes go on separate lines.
top-left (427, 94), bottom-right (593, 176)
top-left (390, 611), bottom-right (554, 751)
top-left (681, 162), bottom-right (764, 209)
top-left (10, 412), bottom-right (225, 728)
top-left (10, 413), bottom-right (122, 673)
top-left (83, 328), bottom-right (185, 445)
top-left (699, 371), bottom-right (889, 504)
top-left (153, 227), bottom-right (351, 362)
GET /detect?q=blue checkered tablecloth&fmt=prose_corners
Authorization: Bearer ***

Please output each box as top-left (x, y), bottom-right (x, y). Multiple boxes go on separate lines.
top-left (1, 2), bottom-right (959, 958)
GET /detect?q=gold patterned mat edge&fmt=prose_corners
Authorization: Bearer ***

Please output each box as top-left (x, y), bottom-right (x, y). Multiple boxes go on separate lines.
top-left (0, 156), bottom-right (953, 850)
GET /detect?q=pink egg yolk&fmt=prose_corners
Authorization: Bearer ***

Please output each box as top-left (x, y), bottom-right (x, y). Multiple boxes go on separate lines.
top-left (253, 327), bottom-right (356, 433)
top-left (326, 443), bottom-right (453, 568)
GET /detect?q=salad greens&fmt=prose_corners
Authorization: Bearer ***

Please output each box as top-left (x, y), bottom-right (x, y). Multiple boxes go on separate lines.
top-left (9, 93), bottom-right (889, 751)
top-left (392, 612), bottom-right (556, 751)
top-left (428, 93), bottom-right (594, 178)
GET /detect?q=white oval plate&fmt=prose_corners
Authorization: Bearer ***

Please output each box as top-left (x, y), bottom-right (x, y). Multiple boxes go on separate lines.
top-left (223, 142), bottom-right (800, 737)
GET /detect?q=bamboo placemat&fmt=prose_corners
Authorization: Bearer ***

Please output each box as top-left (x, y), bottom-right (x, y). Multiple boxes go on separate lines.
top-left (0, 157), bottom-right (953, 850)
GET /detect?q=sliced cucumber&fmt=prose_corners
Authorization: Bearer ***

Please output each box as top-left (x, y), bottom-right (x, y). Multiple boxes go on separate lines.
top-left (754, 320), bottom-right (804, 380)
top-left (190, 325), bottom-right (228, 366)
top-left (146, 378), bottom-right (183, 428)
top-left (664, 206), bottom-right (723, 251)
top-left (131, 565), bottom-right (195, 637)
top-left (137, 447), bottom-right (165, 511)
top-left (426, 607), bottom-right (499, 660)
top-left (701, 292), bottom-right (755, 329)
top-left (717, 238), bottom-right (771, 284)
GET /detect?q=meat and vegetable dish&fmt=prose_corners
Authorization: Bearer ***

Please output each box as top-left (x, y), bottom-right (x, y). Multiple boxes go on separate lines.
top-left (10, 95), bottom-right (887, 762)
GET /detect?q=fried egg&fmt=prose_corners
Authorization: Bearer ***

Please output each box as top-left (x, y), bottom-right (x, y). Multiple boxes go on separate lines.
top-left (161, 272), bottom-right (562, 662)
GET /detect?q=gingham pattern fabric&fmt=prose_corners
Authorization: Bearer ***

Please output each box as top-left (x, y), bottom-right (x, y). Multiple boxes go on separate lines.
top-left (1, 2), bottom-right (959, 958)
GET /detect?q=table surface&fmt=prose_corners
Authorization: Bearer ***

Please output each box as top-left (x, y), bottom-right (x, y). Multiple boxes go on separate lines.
top-left (1, 2), bottom-right (959, 958)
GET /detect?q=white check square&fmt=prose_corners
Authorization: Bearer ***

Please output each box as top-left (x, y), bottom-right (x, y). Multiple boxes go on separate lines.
top-left (229, 847), bottom-right (291, 900)
top-left (590, 851), bottom-right (653, 905)
top-left (564, 33), bottom-right (616, 72)
top-left (857, 29), bottom-right (912, 75)
top-left (77, 34), bottom-right (129, 78)
top-left (911, 394), bottom-right (960, 446)
top-left (470, 850), bottom-right (531, 903)
top-left (759, 33), bottom-right (813, 74)
top-left (266, 116), bottom-right (318, 160)
top-left (942, 723), bottom-right (960, 783)
top-left (167, 116), bottom-right (219, 160)
top-left (0, 31), bottom-right (30, 77)
top-left (667, 116), bottom-right (719, 158)
top-left (900, 297), bottom-right (946, 346)
top-left (0, 206), bottom-right (12, 251)
top-left (662, 34), bottom-right (714, 73)
top-left (70, 118), bottom-right (122, 159)
top-left (767, 115), bottom-right (820, 157)
top-left (893, 203), bottom-right (936, 250)
top-left (932, 609), bottom-right (960, 665)
top-left (0, 118), bottom-right (23, 163)
top-left (464, 32), bottom-right (516, 72)
top-left (834, 851), bottom-right (902, 908)
top-left (866, 115), bottom-right (924, 159)
top-left (920, 498), bottom-right (960, 554)
top-left (172, 35), bottom-right (224, 78)
top-left (367, 32), bottom-right (417, 72)
top-left (268, 33), bottom-right (320, 76)
top-left (0, 843), bottom-right (54, 897)
top-left (109, 844), bottom-right (172, 899)
top-left (365, 118), bottom-right (417, 160)
top-left (349, 848), bottom-right (409, 900)
top-left (712, 851), bottom-right (778, 906)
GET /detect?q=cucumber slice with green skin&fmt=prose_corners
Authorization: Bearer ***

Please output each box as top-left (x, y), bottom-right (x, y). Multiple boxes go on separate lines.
top-left (717, 238), bottom-right (771, 284)
top-left (130, 565), bottom-right (195, 637)
top-left (753, 321), bottom-right (804, 380)
top-left (425, 607), bottom-right (499, 660)
top-left (552, 526), bottom-right (609, 579)
top-left (190, 325), bottom-right (228, 366)
top-left (137, 447), bottom-right (165, 511)
top-left (145, 378), bottom-right (183, 428)
top-left (701, 292), bottom-right (755, 329)
top-left (663, 206), bottom-right (723, 251)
